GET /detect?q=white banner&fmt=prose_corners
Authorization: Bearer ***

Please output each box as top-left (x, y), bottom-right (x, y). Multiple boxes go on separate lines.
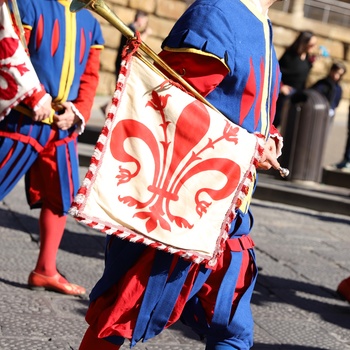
top-left (70, 54), bottom-right (262, 266)
top-left (0, 3), bottom-right (41, 119)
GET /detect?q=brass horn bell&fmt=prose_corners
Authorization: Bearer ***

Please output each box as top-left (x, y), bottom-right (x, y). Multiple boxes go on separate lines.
top-left (70, 0), bottom-right (135, 40)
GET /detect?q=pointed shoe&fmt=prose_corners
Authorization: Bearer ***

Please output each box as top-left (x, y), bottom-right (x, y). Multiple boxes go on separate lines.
top-left (28, 271), bottom-right (86, 296)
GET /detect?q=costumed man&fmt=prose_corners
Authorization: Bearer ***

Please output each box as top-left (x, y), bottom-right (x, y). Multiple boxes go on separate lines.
top-left (0, 0), bottom-right (104, 295)
top-left (79, 0), bottom-right (283, 348)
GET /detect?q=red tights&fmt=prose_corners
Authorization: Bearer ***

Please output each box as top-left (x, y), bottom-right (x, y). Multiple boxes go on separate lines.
top-left (33, 205), bottom-right (67, 281)
top-left (79, 327), bottom-right (122, 350)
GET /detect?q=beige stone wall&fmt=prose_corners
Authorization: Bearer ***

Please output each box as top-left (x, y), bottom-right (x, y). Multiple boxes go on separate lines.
top-left (94, 1), bottom-right (350, 101)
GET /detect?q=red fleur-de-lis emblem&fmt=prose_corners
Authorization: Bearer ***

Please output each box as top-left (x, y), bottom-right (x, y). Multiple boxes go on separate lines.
top-left (0, 36), bottom-right (29, 100)
top-left (109, 91), bottom-right (242, 234)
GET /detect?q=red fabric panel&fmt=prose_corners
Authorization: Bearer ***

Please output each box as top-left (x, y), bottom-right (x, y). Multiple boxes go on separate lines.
top-left (195, 246), bottom-right (253, 322)
top-left (80, 327), bottom-right (121, 350)
top-left (86, 248), bottom-right (156, 339)
top-left (158, 50), bottom-right (227, 97)
top-left (27, 128), bottom-right (73, 214)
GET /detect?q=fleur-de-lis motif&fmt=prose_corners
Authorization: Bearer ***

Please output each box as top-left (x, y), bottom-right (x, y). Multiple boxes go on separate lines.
top-left (0, 36), bottom-right (29, 99)
top-left (109, 91), bottom-right (241, 233)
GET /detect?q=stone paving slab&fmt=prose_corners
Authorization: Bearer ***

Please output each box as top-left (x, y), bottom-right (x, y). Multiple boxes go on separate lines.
top-left (0, 173), bottom-right (349, 350)
top-left (250, 201), bottom-right (350, 350)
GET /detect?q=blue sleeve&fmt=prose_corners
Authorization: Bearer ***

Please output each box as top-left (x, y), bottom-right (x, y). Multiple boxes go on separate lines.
top-left (161, 3), bottom-right (233, 63)
top-left (89, 13), bottom-right (105, 46)
top-left (17, 0), bottom-right (35, 27)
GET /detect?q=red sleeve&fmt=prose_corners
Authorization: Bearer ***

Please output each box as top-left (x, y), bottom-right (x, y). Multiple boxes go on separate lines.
top-left (269, 124), bottom-right (279, 136)
top-left (157, 50), bottom-right (228, 97)
top-left (269, 123), bottom-right (283, 157)
top-left (72, 48), bottom-right (101, 122)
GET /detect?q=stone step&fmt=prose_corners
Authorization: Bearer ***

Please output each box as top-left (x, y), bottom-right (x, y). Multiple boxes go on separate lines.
top-left (255, 173), bottom-right (350, 216)
top-left (322, 166), bottom-right (350, 189)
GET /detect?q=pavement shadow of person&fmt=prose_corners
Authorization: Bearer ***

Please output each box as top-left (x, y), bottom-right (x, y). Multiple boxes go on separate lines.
top-left (252, 344), bottom-right (335, 349)
top-left (0, 206), bottom-right (105, 259)
top-left (168, 320), bottom-right (334, 350)
top-left (0, 276), bottom-right (28, 290)
top-left (73, 298), bottom-right (91, 316)
top-left (59, 220), bottom-right (105, 259)
top-left (0, 204), bottom-right (39, 232)
top-left (253, 273), bottom-right (350, 331)
top-left (168, 320), bottom-right (206, 343)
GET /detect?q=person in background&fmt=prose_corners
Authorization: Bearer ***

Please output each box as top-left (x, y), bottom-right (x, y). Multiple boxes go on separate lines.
top-left (0, 0), bottom-right (104, 295)
top-left (273, 30), bottom-right (317, 128)
top-left (335, 104), bottom-right (350, 170)
top-left (79, 0), bottom-right (284, 349)
top-left (311, 61), bottom-right (346, 118)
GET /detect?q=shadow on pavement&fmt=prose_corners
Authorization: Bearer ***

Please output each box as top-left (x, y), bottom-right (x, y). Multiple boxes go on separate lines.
top-left (59, 226), bottom-right (105, 259)
top-left (252, 344), bottom-right (334, 349)
top-left (169, 319), bottom-right (337, 349)
top-left (0, 207), bottom-right (105, 259)
top-left (253, 274), bottom-right (350, 331)
top-left (0, 276), bottom-right (29, 290)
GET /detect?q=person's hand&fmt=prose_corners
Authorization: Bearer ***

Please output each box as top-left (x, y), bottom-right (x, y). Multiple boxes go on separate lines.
top-left (140, 26), bottom-right (152, 41)
top-left (144, 27), bottom-right (153, 36)
top-left (32, 95), bottom-right (53, 122)
top-left (280, 84), bottom-right (294, 96)
top-left (53, 102), bottom-right (80, 130)
top-left (257, 137), bottom-right (280, 171)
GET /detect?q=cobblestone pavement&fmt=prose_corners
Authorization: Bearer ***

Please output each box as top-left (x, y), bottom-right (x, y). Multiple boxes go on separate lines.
top-left (0, 168), bottom-right (349, 350)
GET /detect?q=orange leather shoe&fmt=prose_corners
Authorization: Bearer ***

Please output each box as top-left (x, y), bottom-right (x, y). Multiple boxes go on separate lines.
top-left (28, 271), bottom-right (86, 296)
top-left (337, 277), bottom-right (350, 303)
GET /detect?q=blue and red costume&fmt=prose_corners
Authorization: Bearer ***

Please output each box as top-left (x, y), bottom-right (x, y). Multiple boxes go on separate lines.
top-left (80, 0), bottom-right (282, 349)
top-left (0, 0), bottom-right (104, 213)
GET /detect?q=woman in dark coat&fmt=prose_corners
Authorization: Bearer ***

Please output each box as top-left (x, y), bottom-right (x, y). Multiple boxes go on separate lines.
top-left (274, 30), bottom-right (317, 128)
